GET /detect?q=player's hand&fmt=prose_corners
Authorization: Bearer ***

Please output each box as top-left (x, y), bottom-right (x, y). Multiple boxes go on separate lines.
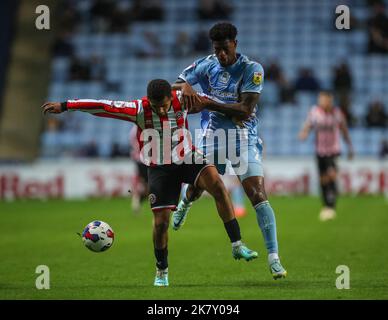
top-left (41, 102), bottom-right (63, 114)
top-left (189, 95), bottom-right (209, 114)
top-left (181, 82), bottom-right (201, 110)
top-left (298, 130), bottom-right (308, 141)
top-left (231, 115), bottom-right (247, 127)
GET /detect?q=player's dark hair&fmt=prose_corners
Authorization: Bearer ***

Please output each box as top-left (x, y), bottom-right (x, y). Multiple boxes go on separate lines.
top-left (147, 79), bottom-right (172, 102)
top-left (209, 22), bottom-right (238, 42)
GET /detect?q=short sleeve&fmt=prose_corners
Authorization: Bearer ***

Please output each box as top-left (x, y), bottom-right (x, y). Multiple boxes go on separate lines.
top-left (306, 108), bottom-right (316, 127)
top-left (241, 63), bottom-right (264, 94)
top-left (178, 56), bottom-right (209, 86)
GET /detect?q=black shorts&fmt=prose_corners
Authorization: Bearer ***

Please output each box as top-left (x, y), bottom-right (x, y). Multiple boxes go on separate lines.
top-left (147, 162), bottom-right (213, 212)
top-left (316, 155), bottom-right (338, 175)
top-left (136, 161), bottom-right (148, 183)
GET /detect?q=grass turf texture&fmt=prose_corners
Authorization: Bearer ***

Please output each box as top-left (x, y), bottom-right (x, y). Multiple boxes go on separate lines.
top-left (0, 195), bottom-right (387, 300)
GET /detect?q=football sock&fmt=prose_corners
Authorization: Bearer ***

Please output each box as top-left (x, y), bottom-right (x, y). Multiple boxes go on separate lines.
top-left (328, 180), bottom-right (337, 208)
top-left (320, 182), bottom-right (330, 207)
top-left (254, 201), bottom-right (279, 254)
top-left (154, 247), bottom-right (168, 270)
top-left (321, 182), bottom-right (336, 208)
top-left (224, 218), bottom-right (241, 243)
top-left (181, 184), bottom-right (192, 204)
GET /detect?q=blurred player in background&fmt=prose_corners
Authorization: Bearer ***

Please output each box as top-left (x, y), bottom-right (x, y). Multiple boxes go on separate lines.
top-left (129, 125), bottom-right (148, 214)
top-left (172, 22), bottom-right (287, 279)
top-left (41, 79), bottom-right (258, 287)
top-left (299, 91), bottom-right (354, 221)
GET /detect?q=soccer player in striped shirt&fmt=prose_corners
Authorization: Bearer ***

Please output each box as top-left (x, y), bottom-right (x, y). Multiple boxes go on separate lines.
top-left (299, 91), bottom-right (354, 221)
top-left (41, 79), bottom-right (258, 287)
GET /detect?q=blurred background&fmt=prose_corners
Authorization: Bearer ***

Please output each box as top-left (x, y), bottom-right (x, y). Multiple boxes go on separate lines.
top-left (0, 0), bottom-right (387, 199)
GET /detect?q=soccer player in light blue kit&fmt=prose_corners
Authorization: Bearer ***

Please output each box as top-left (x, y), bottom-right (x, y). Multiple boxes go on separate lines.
top-left (172, 22), bottom-right (287, 279)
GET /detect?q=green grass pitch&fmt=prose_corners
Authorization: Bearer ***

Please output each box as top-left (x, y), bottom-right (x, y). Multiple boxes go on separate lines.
top-left (1, 195), bottom-right (387, 300)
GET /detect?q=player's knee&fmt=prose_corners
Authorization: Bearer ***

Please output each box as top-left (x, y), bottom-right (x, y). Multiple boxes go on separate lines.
top-left (246, 186), bottom-right (267, 204)
top-left (327, 168), bottom-right (337, 181)
top-left (320, 174), bottom-right (330, 185)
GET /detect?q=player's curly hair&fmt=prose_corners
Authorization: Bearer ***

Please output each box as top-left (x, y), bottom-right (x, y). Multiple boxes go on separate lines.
top-left (147, 79), bottom-right (172, 102)
top-left (209, 22), bottom-right (238, 42)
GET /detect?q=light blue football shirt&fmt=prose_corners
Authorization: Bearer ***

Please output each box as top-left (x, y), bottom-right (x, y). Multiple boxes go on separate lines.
top-left (178, 53), bottom-right (264, 136)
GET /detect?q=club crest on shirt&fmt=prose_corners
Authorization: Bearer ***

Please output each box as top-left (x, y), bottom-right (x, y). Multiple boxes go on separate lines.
top-left (253, 72), bottom-right (262, 85)
top-left (219, 71), bottom-right (230, 84)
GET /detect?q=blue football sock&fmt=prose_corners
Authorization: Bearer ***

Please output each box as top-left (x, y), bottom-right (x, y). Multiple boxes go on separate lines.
top-left (254, 201), bottom-right (279, 254)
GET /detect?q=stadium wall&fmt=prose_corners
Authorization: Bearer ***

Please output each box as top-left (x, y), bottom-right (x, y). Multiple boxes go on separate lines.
top-left (0, 159), bottom-right (387, 200)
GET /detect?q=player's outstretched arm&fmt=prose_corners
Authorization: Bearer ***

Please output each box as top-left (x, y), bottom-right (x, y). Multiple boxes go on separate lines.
top-left (41, 99), bottom-right (138, 123)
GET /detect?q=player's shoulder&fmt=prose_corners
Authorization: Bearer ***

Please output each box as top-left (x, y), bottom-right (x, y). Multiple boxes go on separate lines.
top-left (240, 54), bottom-right (264, 71)
top-left (194, 54), bottom-right (217, 67)
top-left (309, 105), bottom-right (321, 115)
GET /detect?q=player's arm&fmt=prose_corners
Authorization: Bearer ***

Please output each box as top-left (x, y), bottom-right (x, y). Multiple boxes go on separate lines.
top-left (173, 57), bottom-right (209, 109)
top-left (339, 119), bottom-right (354, 160)
top-left (193, 62), bottom-right (263, 120)
top-left (172, 79), bottom-right (202, 110)
top-left (298, 121), bottom-right (312, 141)
top-left (299, 110), bottom-right (314, 141)
top-left (196, 92), bottom-right (260, 120)
top-left (41, 99), bottom-right (138, 123)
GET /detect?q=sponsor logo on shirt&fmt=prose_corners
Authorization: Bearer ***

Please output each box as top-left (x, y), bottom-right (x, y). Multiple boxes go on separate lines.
top-left (253, 72), bottom-right (262, 85)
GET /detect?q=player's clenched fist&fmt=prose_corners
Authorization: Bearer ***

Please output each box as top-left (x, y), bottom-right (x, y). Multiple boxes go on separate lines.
top-left (41, 102), bottom-right (64, 114)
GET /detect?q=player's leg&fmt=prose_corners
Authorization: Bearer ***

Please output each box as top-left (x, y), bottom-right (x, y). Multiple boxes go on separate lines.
top-left (171, 183), bottom-right (204, 230)
top-left (148, 165), bottom-right (180, 286)
top-left (235, 138), bottom-right (286, 279)
top-left (172, 141), bottom-right (227, 230)
top-left (318, 156), bottom-right (337, 220)
top-left (319, 156), bottom-right (338, 220)
top-left (194, 165), bottom-right (258, 261)
top-left (240, 174), bottom-right (286, 278)
top-left (152, 208), bottom-right (170, 286)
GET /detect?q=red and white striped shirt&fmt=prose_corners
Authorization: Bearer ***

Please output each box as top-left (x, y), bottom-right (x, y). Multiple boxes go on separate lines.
top-left (66, 91), bottom-right (198, 166)
top-left (305, 105), bottom-right (345, 157)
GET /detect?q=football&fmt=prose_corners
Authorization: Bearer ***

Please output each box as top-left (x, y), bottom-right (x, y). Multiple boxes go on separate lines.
top-left (81, 220), bottom-right (114, 252)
